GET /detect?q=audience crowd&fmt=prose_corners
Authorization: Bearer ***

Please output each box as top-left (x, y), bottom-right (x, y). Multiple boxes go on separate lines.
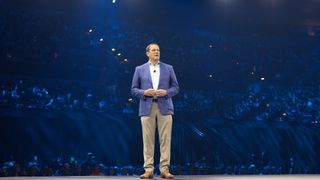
top-left (1, 79), bottom-right (319, 126)
top-left (0, 152), bottom-right (314, 177)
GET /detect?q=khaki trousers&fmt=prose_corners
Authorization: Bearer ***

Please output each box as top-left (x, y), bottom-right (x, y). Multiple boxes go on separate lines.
top-left (141, 102), bottom-right (173, 173)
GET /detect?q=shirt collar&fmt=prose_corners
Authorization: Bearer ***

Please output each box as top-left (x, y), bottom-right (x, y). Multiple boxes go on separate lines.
top-left (148, 60), bottom-right (160, 66)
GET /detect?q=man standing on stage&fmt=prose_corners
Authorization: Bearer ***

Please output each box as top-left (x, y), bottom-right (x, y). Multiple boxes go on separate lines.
top-left (131, 43), bottom-right (179, 179)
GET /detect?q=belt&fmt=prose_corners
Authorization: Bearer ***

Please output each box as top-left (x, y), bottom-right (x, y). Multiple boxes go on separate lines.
top-left (152, 99), bottom-right (158, 102)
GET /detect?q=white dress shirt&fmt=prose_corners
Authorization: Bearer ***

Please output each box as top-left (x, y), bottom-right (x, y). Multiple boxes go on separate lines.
top-left (149, 61), bottom-right (160, 90)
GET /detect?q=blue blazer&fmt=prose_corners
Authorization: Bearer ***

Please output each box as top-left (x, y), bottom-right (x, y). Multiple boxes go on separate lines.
top-left (131, 62), bottom-right (179, 116)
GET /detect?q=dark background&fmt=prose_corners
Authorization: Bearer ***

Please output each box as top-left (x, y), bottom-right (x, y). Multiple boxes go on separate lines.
top-left (0, 0), bottom-right (320, 175)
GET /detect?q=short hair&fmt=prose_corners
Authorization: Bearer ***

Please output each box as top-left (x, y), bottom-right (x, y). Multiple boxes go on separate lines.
top-left (146, 43), bottom-right (159, 53)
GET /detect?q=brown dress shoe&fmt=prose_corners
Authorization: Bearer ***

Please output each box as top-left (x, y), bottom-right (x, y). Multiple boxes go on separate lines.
top-left (140, 171), bottom-right (154, 179)
top-left (160, 170), bottom-right (174, 179)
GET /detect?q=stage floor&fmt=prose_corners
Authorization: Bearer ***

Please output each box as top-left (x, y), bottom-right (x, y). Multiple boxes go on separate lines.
top-left (0, 175), bottom-right (319, 180)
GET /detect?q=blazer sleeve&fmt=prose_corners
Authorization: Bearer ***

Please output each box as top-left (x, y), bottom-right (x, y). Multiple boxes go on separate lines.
top-left (166, 66), bottom-right (179, 98)
top-left (131, 67), bottom-right (146, 99)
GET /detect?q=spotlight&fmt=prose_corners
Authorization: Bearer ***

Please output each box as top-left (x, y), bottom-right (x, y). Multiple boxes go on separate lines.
top-left (88, 29), bottom-right (93, 33)
top-left (99, 38), bottom-right (104, 42)
top-left (261, 77), bottom-right (265, 81)
top-left (209, 74), bottom-right (213, 78)
top-left (117, 53), bottom-right (121, 56)
top-left (128, 98), bottom-right (133, 102)
top-left (112, 0), bottom-right (116, 3)
top-left (124, 58), bottom-right (128, 62)
top-left (111, 48), bottom-right (116, 52)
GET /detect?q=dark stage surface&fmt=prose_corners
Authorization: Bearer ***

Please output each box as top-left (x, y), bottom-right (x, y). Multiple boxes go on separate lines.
top-left (0, 175), bottom-right (320, 180)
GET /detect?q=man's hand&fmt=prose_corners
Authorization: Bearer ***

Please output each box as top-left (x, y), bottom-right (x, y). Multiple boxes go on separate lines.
top-left (155, 89), bottom-right (167, 97)
top-left (144, 89), bottom-right (156, 96)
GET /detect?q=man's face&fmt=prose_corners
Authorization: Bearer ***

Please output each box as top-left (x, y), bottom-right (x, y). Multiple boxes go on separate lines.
top-left (146, 44), bottom-right (160, 61)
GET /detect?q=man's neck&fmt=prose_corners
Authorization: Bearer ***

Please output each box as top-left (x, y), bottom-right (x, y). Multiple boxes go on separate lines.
top-left (149, 59), bottom-right (159, 65)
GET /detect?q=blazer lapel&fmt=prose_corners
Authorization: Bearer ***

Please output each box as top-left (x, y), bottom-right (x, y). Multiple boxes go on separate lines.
top-left (158, 63), bottom-right (165, 88)
top-left (144, 63), bottom-right (153, 88)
